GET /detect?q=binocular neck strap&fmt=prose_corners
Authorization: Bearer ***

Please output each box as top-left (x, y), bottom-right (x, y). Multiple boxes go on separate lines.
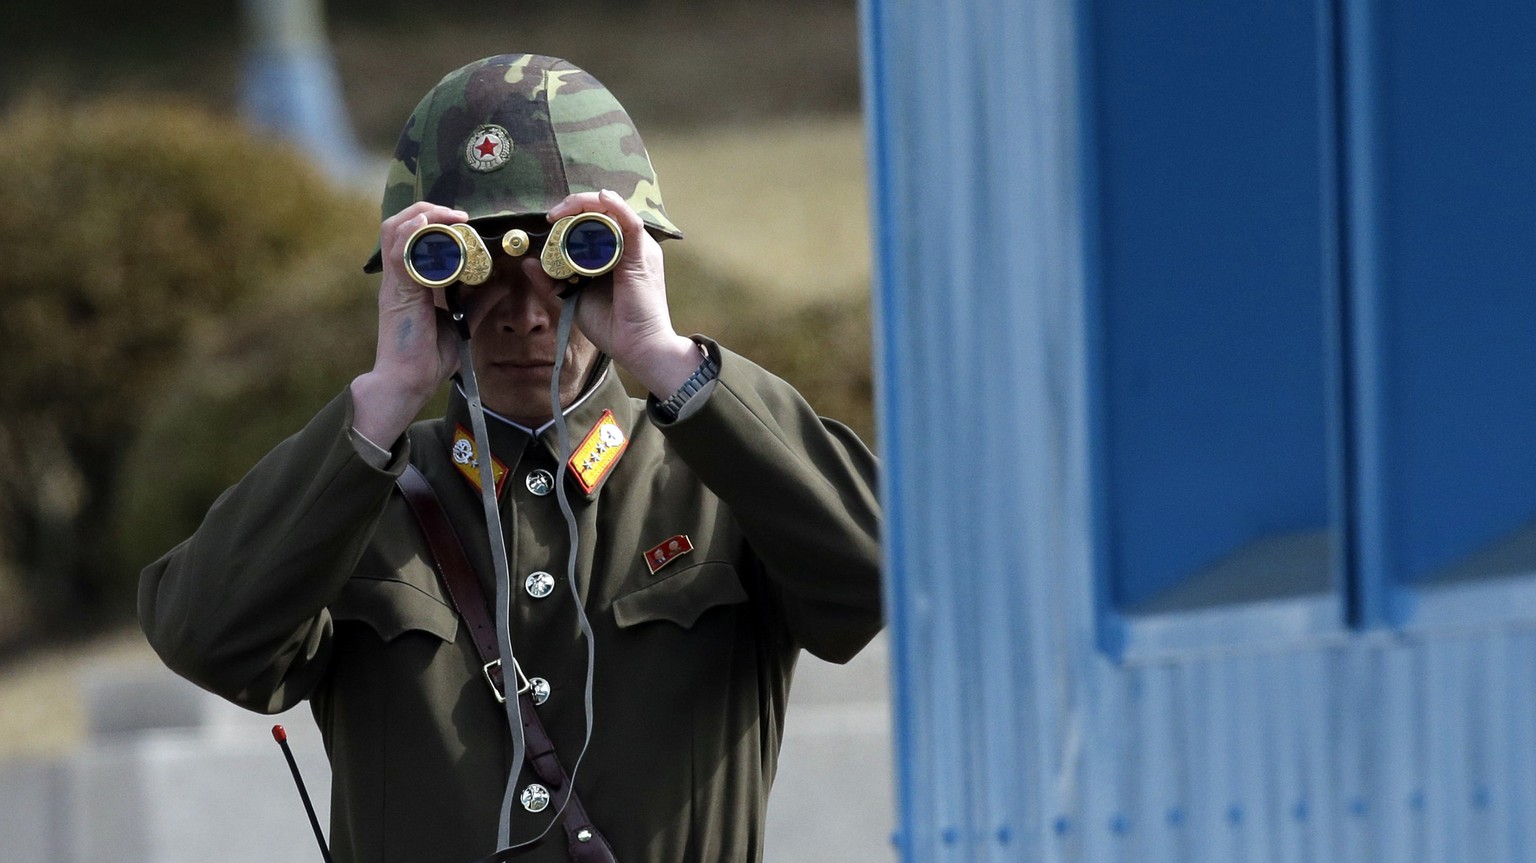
top-left (534, 292), bottom-right (602, 851)
top-left (443, 287), bottom-right (601, 857)
top-left (444, 286), bottom-right (530, 850)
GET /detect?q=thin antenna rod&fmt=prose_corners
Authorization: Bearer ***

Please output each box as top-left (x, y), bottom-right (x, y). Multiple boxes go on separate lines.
top-left (272, 724), bottom-right (333, 863)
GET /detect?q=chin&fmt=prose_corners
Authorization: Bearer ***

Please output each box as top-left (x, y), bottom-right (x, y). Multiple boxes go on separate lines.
top-left (480, 383), bottom-right (551, 418)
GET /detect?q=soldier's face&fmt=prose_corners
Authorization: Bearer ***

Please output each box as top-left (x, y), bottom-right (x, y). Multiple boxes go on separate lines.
top-left (462, 256), bottom-right (601, 426)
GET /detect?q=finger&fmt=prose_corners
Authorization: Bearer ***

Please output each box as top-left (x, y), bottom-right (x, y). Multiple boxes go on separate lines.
top-left (596, 189), bottom-right (649, 248)
top-left (383, 200), bottom-right (470, 229)
top-left (549, 189), bottom-right (645, 231)
top-left (380, 203), bottom-right (471, 262)
top-left (545, 192), bottom-right (604, 220)
top-left (547, 190), bottom-right (653, 268)
top-left (381, 202), bottom-right (469, 240)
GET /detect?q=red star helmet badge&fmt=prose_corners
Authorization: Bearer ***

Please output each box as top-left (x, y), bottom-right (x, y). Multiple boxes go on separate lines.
top-left (464, 124), bottom-right (513, 172)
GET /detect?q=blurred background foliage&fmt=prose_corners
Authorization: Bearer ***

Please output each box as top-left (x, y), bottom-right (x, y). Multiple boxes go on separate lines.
top-left (0, 0), bottom-right (861, 140)
top-left (0, 96), bottom-right (377, 640)
top-left (0, 0), bottom-right (870, 657)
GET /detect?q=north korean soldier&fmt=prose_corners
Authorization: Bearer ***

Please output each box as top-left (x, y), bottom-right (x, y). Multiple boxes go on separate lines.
top-left (139, 54), bottom-right (883, 863)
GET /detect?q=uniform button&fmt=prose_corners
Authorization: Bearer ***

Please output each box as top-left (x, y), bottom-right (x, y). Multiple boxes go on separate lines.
top-left (577, 829), bottom-right (593, 842)
top-left (529, 677), bottom-right (551, 705)
top-left (520, 783), bottom-right (550, 813)
top-left (525, 571), bottom-right (555, 599)
top-left (525, 469), bottom-right (554, 496)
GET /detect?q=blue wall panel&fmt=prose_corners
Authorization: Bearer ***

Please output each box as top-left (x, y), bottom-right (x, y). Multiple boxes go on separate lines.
top-left (862, 0), bottom-right (1536, 861)
top-left (863, 0), bottom-right (1085, 856)
top-left (865, 0), bottom-right (1098, 854)
top-left (1344, 4), bottom-right (1536, 625)
top-left (1089, 0), bottom-right (1336, 612)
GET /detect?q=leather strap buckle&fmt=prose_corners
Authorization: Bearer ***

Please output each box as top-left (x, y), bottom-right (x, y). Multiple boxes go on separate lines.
top-left (483, 658), bottom-right (532, 704)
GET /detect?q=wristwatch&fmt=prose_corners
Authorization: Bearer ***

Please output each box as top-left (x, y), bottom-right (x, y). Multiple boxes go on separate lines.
top-left (654, 343), bottom-right (719, 422)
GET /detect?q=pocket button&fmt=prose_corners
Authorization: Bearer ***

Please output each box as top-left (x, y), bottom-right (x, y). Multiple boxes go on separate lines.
top-left (525, 571), bottom-right (555, 599)
top-left (521, 783), bottom-right (550, 812)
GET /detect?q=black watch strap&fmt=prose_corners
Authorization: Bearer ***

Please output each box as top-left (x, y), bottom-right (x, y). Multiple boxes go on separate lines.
top-left (655, 344), bottom-right (719, 422)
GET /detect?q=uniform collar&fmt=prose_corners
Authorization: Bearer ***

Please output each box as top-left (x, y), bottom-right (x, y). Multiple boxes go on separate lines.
top-left (445, 358), bottom-right (634, 502)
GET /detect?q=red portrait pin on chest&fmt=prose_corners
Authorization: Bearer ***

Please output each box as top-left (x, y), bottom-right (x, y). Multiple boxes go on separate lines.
top-left (644, 535), bottom-right (694, 574)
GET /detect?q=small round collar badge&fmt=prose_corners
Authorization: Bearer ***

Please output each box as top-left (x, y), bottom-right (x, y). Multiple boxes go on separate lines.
top-left (526, 469), bottom-right (554, 496)
top-left (465, 125), bottom-right (513, 172)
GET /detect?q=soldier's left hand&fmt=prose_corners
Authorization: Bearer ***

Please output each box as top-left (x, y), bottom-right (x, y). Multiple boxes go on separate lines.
top-left (545, 190), bottom-right (701, 399)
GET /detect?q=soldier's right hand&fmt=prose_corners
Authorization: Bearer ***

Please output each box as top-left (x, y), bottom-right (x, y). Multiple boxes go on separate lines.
top-left (350, 203), bottom-right (476, 448)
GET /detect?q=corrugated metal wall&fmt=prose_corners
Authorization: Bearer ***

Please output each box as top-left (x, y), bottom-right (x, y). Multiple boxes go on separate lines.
top-left (862, 0), bottom-right (1095, 857)
top-left (861, 0), bottom-right (1536, 860)
top-left (1079, 635), bottom-right (1536, 863)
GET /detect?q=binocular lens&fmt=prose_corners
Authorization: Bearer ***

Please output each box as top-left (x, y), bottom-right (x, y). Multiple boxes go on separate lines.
top-left (408, 231), bottom-right (465, 284)
top-left (564, 218), bottom-right (621, 273)
top-left (400, 213), bottom-right (623, 288)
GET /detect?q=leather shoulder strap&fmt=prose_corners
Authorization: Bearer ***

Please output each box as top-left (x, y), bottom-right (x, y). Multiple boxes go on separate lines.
top-left (394, 464), bottom-right (618, 863)
top-left (396, 463), bottom-right (504, 676)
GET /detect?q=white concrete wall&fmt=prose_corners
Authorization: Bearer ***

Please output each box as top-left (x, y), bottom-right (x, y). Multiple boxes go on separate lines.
top-left (0, 638), bottom-right (891, 863)
top-left (0, 660), bottom-right (328, 863)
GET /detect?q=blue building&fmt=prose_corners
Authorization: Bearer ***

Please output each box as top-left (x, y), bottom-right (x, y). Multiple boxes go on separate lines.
top-left (863, 3), bottom-right (1536, 861)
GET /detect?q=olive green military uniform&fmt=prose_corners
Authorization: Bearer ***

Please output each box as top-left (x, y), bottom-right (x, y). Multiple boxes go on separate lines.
top-left (139, 338), bottom-right (883, 863)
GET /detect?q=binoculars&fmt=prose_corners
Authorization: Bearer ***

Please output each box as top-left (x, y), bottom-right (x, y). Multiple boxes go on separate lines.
top-left (403, 213), bottom-right (624, 288)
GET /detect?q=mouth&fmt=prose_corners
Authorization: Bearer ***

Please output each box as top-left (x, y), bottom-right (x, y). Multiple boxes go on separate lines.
top-left (489, 360), bottom-right (556, 376)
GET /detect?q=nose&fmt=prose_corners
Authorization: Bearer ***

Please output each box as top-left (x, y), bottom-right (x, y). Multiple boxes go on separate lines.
top-left (486, 260), bottom-right (555, 336)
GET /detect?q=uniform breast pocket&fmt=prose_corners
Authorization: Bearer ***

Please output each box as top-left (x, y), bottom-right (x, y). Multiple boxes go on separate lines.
top-left (331, 574), bottom-right (460, 645)
top-left (611, 561), bottom-right (749, 630)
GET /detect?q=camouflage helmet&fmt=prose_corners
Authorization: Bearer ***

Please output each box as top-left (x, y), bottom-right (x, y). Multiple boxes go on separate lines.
top-left (364, 54), bottom-right (682, 272)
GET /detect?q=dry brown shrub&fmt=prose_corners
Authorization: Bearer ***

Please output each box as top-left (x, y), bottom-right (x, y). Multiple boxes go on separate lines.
top-left (646, 246), bottom-right (874, 442)
top-left (0, 94), bottom-right (374, 642)
top-left (113, 260), bottom-right (379, 581)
